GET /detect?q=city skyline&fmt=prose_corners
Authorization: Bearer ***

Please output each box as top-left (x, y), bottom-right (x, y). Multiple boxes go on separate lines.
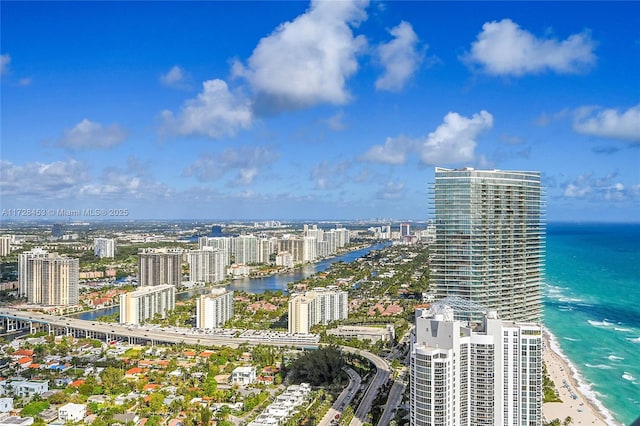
top-left (1, 1), bottom-right (639, 222)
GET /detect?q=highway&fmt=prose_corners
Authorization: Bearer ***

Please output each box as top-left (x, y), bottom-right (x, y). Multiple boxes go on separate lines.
top-left (340, 346), bottom-right (391, 426)
top-left (0, 308), bottom-right (393, 426)
top-left (318, 367), bottom-right (361, 426)
top-left (0, 308), bottom-right (319, 349)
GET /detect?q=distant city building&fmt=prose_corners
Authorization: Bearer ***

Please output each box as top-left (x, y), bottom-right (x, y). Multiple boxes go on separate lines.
top-left (288, 287), bottom-right (348, 334)
top-left (302, 236), bottom-right (317, 263)
top-left (400, 223), bottom-right (410, 237)
top-left (93, 238), bottom-right (115, 258)
top-left (195, 289), bottom-right (234, 329)
top-left (210, 225), bottom-right (223, 237)
top-left (234, 235), bottom-right (260, 264)
top-left (51, 224), bottom-right (64, 238)
top-left (431, 167), bottom-right (545, 322)
top-left (119, 284), bottom-right (175, 325)
top-left (0, 236), bottom-right (12, 257)
top-left (278, 238), bottom-right (304, 264)
top-left (18, 249), bottom-right (79, 305)
top-left (138, 248), bottom-right (182, 286)
top-left (188, 247), bottom-right (226, 284)
top-left (275, 251), bottom-right (294, 269)
top-left (410, 303), bottom-right (542, 426)
top-left (199, 237), bottom-right (231, 265)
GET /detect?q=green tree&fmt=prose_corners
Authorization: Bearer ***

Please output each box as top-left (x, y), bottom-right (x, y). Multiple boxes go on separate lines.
top-left (48, 391), bottom-right (69, 405)
top-left (100, 367), bottom-right (124, 394)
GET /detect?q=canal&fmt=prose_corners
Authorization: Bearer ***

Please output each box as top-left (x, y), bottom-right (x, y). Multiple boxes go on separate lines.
top-left (74, 242), bottom-right (390, 321)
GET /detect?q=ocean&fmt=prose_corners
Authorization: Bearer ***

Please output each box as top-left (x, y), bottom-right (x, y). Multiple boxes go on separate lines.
top-left (544, 223), bottom-right (640, 425)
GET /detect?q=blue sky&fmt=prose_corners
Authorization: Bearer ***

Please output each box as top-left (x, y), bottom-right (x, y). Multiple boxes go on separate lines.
top-left (1, 1), bottom-right (639, 222)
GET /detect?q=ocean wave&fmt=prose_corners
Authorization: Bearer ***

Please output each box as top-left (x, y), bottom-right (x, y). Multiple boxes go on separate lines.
top-left (559, 297), bottom-right (584, 303)
top-left (547, 285), bottom-right (569, 292)
top-left (614, 327), bottom-right (631, 332)
top-left (607, 355), bottom-right (624, 361)
top-left (626, 336), bottom-right (640, 344)
top-left (622, 373), bottom-right (636, 381)
top-left (587, 319), bottom-right (614, 327)
top-left (543, 328), bottom-right (619, 425)
top-left (585, 363), bottom-right (613, 370)
top-left (563, 337), bottom-right (580, 342)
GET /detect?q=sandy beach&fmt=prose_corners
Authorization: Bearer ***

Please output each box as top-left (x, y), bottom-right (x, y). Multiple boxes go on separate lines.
top-left (543, 329), bottom-right (618, 425)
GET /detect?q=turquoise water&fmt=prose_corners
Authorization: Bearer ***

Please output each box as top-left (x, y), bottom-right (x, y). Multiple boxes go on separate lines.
top-left (544, 223), bottom-right (640, 425)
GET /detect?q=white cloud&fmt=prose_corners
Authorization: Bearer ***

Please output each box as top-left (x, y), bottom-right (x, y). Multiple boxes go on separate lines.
top-left (420, 110), bottom-right (493, 165)
top-left (376, 180), bottom-right (405, 200)
top-left (361, 110), bottom-right (493, 166)
top-left (160, 79), bottom-right (252, 139)
top-left (57, 119), bottom-right (127, 150)
top-left (233, 0), bottom-right (368, 113)
top-left (361, 136), bottom-right (414, 165)
top-left (0, 54), bottom-right (10, 75)
top-left (324, 111), bottom-right (347, 131)
top-left (375, 21), bottom-right (423, 91)
top-left (160, 65), bottom-right (190, 89)
top-left (184, 146), bottom-right (278, 186)
top-left (80, 159), bottom-right (170, 199)
top-left (564, 183), bottom-right (592, 198)
top-left (561, 172), bottom-right (640, 202)
top-left (464, 19), bottom-right (596, 76)
top-left (573, 104), bottom-right (640, 142)
top-left (310, 161), bottom-right (351, 189)
top-left (0, 159), bottom-right (88, 197)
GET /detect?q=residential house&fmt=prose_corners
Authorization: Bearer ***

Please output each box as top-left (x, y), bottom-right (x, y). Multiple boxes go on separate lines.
top-left (58, 403), bottom-right (86, 422)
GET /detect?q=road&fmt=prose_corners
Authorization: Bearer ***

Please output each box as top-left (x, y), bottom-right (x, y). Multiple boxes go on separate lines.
top-left (339, 346), bottom-right (391, 426)
top-left (0, 308), bottom-right (319, 348)
top-left (318, 367), bottom-right (361, 426)
top-left (377, 327), bottom-right (413, 426)
top-left (0, 308), bottom-right (394, 426)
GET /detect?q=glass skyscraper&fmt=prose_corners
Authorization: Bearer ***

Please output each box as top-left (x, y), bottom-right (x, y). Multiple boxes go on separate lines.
top-left (431, 167), bottom-right (545, 322)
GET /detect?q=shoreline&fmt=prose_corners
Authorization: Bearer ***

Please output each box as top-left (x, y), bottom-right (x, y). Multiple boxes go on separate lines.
top-left (543, 328), bottom-right (619, 425)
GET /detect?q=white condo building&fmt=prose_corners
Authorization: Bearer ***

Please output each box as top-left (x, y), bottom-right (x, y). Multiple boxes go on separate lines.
top-left (119, 284), bottom-right (175, 325)
top-left (93, 238), bottom-right (115, 258)
top-left (0, 236), bottom-right (12, 257)
top-left (288, 287), bottom-right (348, 334)
top-left (233, 235), bottom-right (260, 265)
top-left (431, 167), bottom-right (545, 322)
top-left (195, 289), bottom-right (234, 329)
top-left (138, 248), bottom-right (182, 287)
top-left (410, 302), bottom-right (542, 426)
top-left (199, 236), bottom-right (231, 265)
top-left (188, 247), bottom-right (227, 284)
top-left (18, 249), bottom-right (79, 305)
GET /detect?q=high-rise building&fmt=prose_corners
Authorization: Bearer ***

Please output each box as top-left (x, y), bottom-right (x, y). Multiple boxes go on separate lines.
top-left (94, 238), bottom-right (116, 258)
top-left (188, 247), bottom-right (226, 284)
top-left (431, 167), bottom-right (545, 322)
top-left (199, 237), bottom-right (231, 265)
top-left (401, 223), bottom-right (411, 237)
top-left (138, 248), bottom-right (182, 287)
top-left (195, 289), bottom-right (234, 329)
top-left (410, 303), bottom-right (542, 426)
top-left (18, 249), bottom-right (79, 305)
top-left (288, 286), bottom-right (348, 334)
top-left (233, 235), bottom-right (259, 265)
top-left (119, 284), bottom-right (175, 325)
top-left (0, 235), bottom-right (13, 256)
